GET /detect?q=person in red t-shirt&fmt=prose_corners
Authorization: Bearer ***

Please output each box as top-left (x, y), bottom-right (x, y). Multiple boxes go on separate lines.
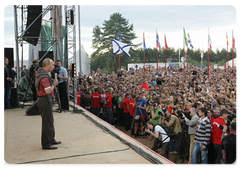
top-left (91, 88), bottom-right (102, 117)
top-left (123, 93), bottom-right (131, 131)
top-left (211, 109), bottom-right (229, 164)
top-left (105, 88), bottom-right (113, 124)
top-left (167, 100), bottom-right (174, 114)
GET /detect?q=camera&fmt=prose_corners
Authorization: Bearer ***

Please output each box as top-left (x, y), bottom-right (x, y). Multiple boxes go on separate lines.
top-left (177, 111), bottom-right (191, 119)
top-left (157, 108), bottom-right (167, 117)
top-left (141, 124), bottom-right (150, 136)
top-left (219, 112), bottom-right (236, 131)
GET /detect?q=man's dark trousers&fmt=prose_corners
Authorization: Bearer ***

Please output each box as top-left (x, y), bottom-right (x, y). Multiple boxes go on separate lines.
top-left (37, 97), bottom-right (55, 148)
top-left (58, 81), bottom-right (69, 110)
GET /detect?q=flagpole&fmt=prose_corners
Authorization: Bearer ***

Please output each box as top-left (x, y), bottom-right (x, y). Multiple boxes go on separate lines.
top-left (187, 47), bottom-right (189, 72)
top-left (232, 47), bottom-right (234, 73)
top-left (227, 46), bottom-right (228, 69)
top-left (119, 53), bottom-right (120, 69)
top-left (208, 48), bottom-right (209, 79)
top-left (183, 41), bottom-right (185, 75)
top-left (165, 48), bottom-right (166, 71)
top-left (156, 47), bottom-right (158, 70)
top-left (143, 32), bottom-right (145, 69)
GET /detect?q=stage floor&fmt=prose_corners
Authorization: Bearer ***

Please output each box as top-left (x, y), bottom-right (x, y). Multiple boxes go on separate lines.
top-left (4, 102), bottom-right (173, 164)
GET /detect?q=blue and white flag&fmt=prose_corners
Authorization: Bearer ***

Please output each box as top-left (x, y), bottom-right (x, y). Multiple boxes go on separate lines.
top-left (112, 39), bottom-right (131, 58)
top-left (187, 33), bottom-right (194, 48)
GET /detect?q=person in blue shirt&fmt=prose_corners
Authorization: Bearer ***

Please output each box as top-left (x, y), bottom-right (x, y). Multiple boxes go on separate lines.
top-left (56, 60), bottom-right (69, 110)
top-left (133, 92), bottom-right (147, 138)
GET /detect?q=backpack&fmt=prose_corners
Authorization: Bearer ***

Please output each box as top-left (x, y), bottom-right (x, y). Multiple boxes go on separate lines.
top-left (159, 124), bottom-right (174, 139)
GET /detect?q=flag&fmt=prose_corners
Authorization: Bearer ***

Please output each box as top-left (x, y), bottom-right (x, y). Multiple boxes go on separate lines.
top-left (226, 32), bottom-right (229, 47)
top-left (141, 82), bottom-right (149, 91)
top-left (201, 50), bottom-right (203, 58)
top-left (156, 30), bottom-right (160, 48)
top-left (208, 28), bottom-right (212, 49)
top-left (164, 33), bottom-right (168, 50)
top-left (119, 31), bottom-right (122, 42)
top-left (112, 39), bottom-right (131, 58)
top-left (232, 30), bottom-right (235, 50)
top-left (187, 33), bottom-right (194, 48)
top-left (183, 28), bottom-right (188, 47)
top-left (143, 32), bottom-right (146, 50)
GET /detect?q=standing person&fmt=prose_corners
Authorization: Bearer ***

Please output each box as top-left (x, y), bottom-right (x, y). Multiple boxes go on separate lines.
top-left (211, 109), bottom-right (229, 163)
top-left (35, 58), bottom-right (61, 150)
top-left (182, 107), bottom-right (199, 164)
top-left (56, 60), bottom-right (69, 110)
top-left (221, 121), bottom-right (236, 164)
top-left (105, 88), bottom-right (113, 125)
top-left (91, 88), bottom-right (102, 117)
top-left (191, 107), bottom-right (211, 164)
top-left (30, 60), bottom-right (39, 101)
top-left (129, 94), bottom-right (136, 133)
top-left (133, 92), bottom-right (147, 137)
top-left (123, 93), bottom-right (131, 131)
top-left (80, 91), bottom-right (92, 112)
top-left (163, 109), bottom-right (183, 163)
top-left (4, 57), bottom-right (13, 109)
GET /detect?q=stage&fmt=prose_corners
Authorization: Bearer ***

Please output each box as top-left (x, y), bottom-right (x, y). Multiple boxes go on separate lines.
top-left (4, 102), bottom-right (174, 164)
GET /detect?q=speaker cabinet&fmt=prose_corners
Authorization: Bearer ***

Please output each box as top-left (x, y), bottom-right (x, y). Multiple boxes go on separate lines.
top-left (22, 5), bottom-right (42, 46)
top-left (38, 51), bottom-right (54, 67)
top-left (4, 48), bottom-right (14, 68)
top-left (25, 99), bottom-right (39, 115)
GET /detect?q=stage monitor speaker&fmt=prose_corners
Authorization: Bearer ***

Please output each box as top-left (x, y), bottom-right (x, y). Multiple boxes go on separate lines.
top-left (4, 48), bottom-right (14, 68)
top-left (10, 88), bottom-right (19, 108)
top-left (22, 5), bottom-right (42, 46)
top-left (38, 51), bottom-right (54, 67)
top-left (26, 99), bottom-right (39, 115)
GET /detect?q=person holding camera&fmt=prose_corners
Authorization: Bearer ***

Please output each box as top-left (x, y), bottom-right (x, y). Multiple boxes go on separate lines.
top-left (182, 107), bottom-right (199, 164)
top-left (163, 108), bottom-right (183, 163)
top-left (56, 60), bottom-right (69, 110)
top-left (149, 101), bottom-right (162, 125)
top-left (145, 121), bottom-right (170, 159)
top-left (211, 109), bottom-right (229, 163)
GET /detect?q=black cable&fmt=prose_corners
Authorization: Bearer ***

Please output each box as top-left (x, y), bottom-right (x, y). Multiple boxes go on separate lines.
top-left (18, 147), bottom-right (130, 164)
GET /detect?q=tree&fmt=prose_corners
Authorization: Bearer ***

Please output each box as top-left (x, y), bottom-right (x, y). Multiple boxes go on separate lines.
top-left (91, 13), bottom-right (139, 71)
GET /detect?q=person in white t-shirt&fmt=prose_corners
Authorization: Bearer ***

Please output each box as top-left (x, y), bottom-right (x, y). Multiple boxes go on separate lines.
top-left (145, 121), bottom-right (170, 159)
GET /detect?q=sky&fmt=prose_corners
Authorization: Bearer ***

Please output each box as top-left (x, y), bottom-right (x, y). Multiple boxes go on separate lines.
top-left (2, 2), bottom-right (238, 61)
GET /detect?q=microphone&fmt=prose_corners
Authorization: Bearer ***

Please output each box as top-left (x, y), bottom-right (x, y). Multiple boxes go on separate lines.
top-left (55, 73), bottom-right (58, 80)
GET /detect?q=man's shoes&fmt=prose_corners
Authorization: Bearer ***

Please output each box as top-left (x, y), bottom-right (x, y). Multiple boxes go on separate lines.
top-left (5, 106), bottom-right (13, 109)
top-left (179, 159), bottom-right (184, 164)
top-left (42, 145), bottom-right (58, 150)
top-left (52, 141), bottom-right (61, 145)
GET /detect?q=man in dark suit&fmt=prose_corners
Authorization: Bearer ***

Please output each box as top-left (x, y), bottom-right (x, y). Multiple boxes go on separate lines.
top-left (2, 57), bottom-right (13, 111)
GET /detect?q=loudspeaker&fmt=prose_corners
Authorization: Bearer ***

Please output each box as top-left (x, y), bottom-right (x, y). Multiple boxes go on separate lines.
top-left (38, 51), bottom-right (54, 67)
top-left (10, 88), bottom-right (19, 108)
top-left (4, 48), bottom-right (14, 68)
top-left (26, 99), bottom-right (39, 115)
top-left (22, 5), bottom-right (42, 46)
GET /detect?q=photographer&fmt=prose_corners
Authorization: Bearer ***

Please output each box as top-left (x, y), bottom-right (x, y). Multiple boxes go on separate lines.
top-left (163, 108), bottom-right (184, 163)
top-left (133, 92), bottom-right (147, 137)
top-left (145, 121), bottom-right (170, 159)
top-left (149, 101), bottom-right (162, 125)
top-left (182, 108), bottom-right (199, 164)
top-left (56, 60), bottom-right (69, 110)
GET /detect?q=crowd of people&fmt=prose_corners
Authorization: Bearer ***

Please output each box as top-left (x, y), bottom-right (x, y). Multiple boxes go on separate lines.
top-left (75, 65), bottom-right (236, 164)
top-left (4, 56), bottom-right (237, 163)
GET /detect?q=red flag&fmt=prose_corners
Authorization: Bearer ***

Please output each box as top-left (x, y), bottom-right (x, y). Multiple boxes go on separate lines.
top-left (141, 82), bottom-right (149, 91)
top-left (164, 33), bottom-right (168, 50)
